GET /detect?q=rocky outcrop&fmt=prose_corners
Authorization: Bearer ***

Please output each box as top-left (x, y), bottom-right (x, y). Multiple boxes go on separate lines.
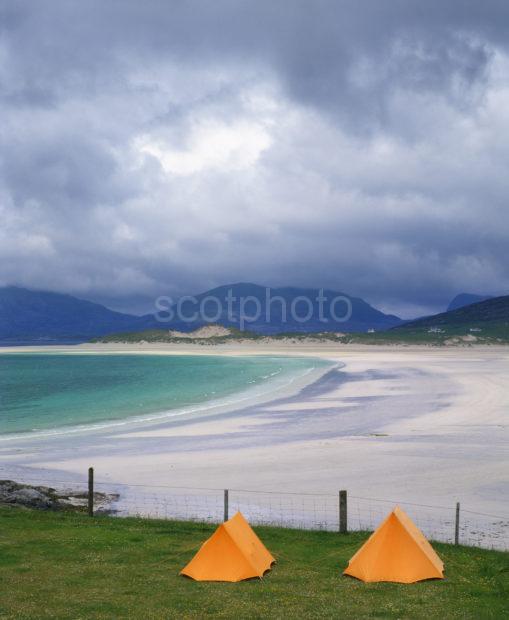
top-left (0, 480), bottom-right (118, 513)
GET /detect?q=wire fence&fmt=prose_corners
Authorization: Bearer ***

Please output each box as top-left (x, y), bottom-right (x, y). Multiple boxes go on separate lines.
top-left (2, 471), bottom-right (508, 551)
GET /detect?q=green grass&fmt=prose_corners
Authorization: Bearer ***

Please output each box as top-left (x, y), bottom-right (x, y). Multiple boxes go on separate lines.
top-left (0, 508), bottom-right (508, 619)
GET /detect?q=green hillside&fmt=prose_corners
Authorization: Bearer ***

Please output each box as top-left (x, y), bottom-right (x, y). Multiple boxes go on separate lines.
top-left (0, 507), bottom-right (507, 619)
top-left (385, 295), bottom-right (509, 344)
top-left (400, 295), bottom-right (509, 329)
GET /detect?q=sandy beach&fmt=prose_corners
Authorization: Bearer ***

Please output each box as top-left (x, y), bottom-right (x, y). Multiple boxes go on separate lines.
top-left (1, 343), bottom-right (508, 548)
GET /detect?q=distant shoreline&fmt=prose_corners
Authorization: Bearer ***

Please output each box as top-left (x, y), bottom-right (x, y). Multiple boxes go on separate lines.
top-left (1, 340), bottom-right (509, 356)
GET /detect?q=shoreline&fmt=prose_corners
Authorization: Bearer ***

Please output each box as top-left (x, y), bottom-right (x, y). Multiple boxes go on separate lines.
top-left (0, 353), bottom-right (336, 442)
top-left (1, 343), bottom-right (508, 549)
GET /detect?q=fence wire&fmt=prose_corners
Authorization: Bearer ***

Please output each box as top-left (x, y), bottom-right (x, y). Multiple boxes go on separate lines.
top-left (2, 472), bottom-right (507, 551)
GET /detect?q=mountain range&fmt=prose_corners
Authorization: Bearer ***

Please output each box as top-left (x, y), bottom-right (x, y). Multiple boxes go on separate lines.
top-left (1, 284), bottom-right (506, 344)
top-left (0, 284), bottom-right (402, 343)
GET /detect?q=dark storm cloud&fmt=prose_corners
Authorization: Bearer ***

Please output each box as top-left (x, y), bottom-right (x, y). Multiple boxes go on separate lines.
top-left (1, 1), bottom-right (509, 316)
top-left (1, 2), bottom-right (503, 118)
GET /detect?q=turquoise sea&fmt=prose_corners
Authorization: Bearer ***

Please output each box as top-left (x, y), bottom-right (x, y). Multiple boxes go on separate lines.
top-left (0, 354), bottom-right (325, 436)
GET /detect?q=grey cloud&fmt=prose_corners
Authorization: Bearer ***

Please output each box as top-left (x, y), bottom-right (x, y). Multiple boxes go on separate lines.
top-left (1, 1), bottom-right (509, 317)
top-left (2, 2), bottom-right (505, 112)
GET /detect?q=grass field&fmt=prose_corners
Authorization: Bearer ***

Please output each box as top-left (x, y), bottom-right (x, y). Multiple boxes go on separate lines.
top-left (0, 507), bottom-right (508, 619)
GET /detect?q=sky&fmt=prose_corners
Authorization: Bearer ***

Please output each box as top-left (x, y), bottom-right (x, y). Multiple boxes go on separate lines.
top-left (1, 1), bottom-right (509, 318)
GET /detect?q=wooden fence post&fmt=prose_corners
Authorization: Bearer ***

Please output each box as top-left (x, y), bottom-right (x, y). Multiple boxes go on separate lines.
top-left (455, 502), bottom-right (460, 545)
top-left (339, 490), bottom-right (347, 533)
top-left (88, 467), bottom-right (94, 517)
top-left (224, 489), bottom-right (229, 522)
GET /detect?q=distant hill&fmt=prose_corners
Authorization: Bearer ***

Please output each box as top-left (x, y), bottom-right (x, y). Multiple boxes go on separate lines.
top-left (0, 286), bottom-right (147, 343)
top-left (395, 295), bottom-right (509, 332)
top-left (147, 283), bottom-right (402, 334)
top-left (322, 295), bottom-right (509, 345)
top-left (119, 293), bottom-right (506, 346)
top-left (0, 283), bottom-right (402, 343)
top-left (447, 293), bottom-right (493, 312)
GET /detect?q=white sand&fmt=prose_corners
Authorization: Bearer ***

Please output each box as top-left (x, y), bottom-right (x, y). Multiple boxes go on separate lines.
top-left (1, 343), bottom-right (508, 547)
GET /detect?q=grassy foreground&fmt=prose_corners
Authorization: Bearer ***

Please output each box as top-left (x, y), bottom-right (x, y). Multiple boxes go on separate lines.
top-left (0, 508), bottom-right (508, 619)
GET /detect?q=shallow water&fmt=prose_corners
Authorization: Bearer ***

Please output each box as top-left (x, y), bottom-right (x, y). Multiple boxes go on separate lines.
top-left (0, 353), bottom-right (322, 435)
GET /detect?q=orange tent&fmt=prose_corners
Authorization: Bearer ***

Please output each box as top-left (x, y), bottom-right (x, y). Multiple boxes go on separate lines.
top-left (180, 512), bottom-right (275, 582)
top-left (343, 506), bottom-right (444, 583)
